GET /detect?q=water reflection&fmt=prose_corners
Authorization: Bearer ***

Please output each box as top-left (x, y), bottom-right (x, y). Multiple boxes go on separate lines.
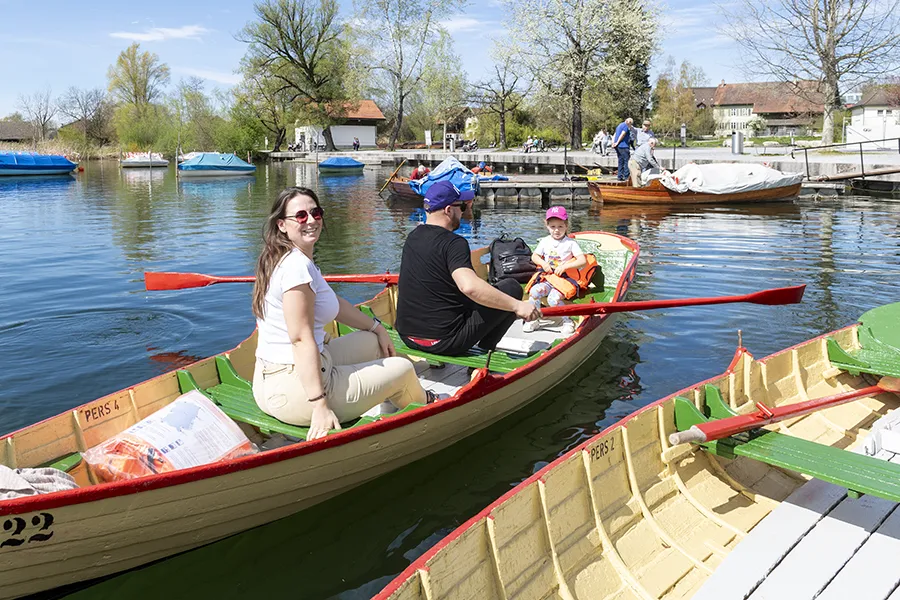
top-left (4, 162), bottom-right (900, 599)
top-left (0, 174), bottom-right (75, 195)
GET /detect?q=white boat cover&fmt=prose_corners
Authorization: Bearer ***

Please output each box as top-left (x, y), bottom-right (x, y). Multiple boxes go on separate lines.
top-left (647, 163), bottom-right (803, 194)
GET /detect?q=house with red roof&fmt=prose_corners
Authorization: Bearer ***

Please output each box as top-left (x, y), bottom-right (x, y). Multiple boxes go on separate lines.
top-left (293, 100), bottom-right (386, 151)
top-left (705, 81), bottom-right (825, 137)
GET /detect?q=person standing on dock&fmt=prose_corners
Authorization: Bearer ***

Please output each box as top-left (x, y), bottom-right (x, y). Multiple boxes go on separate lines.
top-left (396, 181), bottom-right (541, 357)
top-left (627, 138), bottom-right (661, 187)
top-left (613, 118), bottom-right (634, 181)
top-left (636, 120), bottom-right (655, 147)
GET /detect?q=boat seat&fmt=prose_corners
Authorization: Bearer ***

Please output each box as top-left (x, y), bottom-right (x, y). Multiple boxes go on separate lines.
top-left (176, 356), bottom-right (424, 441)
top-left (827, 303), bottom-right (900, 378)
top-left (674, 384), bottom-right (900, 502)
top-left (40, 452), bottom-right (83, 472)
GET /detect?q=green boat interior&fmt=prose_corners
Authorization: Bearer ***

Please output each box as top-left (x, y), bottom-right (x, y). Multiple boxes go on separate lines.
top-left (674, 302), bottom-right (900, 503)
top-left (3, 235), bottom-right (634, 487)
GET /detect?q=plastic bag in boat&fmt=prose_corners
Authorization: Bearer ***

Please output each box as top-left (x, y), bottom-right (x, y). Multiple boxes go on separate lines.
top-left (83, 390), bottom-right (257, 482)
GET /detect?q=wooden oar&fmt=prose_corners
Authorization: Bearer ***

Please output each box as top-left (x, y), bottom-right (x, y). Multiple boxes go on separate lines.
top-left (669, 376), bottom-right (900, 445)
top-left (145, 271), bottom-right (398, 291)
top-left (379, 159), bottom-right (407, 194)
top-left (540, 284), bottom-right (806, 318)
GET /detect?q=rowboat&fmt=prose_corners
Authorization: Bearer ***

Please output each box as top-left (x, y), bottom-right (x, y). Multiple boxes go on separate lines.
top-left (589, 163), bottom-right (803, 204)
top-left (0, 231), bottom-right (638, 599)
top-left (318, 156), bottom-right (365, 174)
top-left (120, 152), bottom-right (169, 168)
top-left (0, 151), bottom-right (77, 176)
top-left (375, 303), bottom-right (900, 600)
top-left (386, 174), bottom-right (424, 200)
top-left (589, 178), bottom-right (803, 204)
top-left (177, 152), bottom-right (255, 177)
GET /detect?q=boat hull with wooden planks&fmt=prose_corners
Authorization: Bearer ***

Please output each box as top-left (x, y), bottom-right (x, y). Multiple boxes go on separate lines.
top-left (375, 302), bottom-right (900, 600)
top-left (0, 231), bottom-right (638, 599)
top-left (588, 178), bottom-right (802, 204)
top-left (386, 175), bottom-right (425, 201)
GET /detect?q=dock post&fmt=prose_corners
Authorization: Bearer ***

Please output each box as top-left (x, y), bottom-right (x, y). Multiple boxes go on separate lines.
top-left (540, 187), bottom-right (550, 204)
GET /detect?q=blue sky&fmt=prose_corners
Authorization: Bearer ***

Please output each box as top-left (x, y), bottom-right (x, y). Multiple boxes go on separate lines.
top-left (0, 0), bottom-right (742, 119)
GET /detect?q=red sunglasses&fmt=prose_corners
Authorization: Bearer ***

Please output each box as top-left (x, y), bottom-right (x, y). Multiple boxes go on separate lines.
top-left (284, 206), bottom-right (325, 223)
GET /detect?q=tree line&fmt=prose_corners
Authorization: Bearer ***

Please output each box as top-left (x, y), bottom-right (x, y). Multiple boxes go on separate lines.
top-left (5, 0), bottom-right (899, 152)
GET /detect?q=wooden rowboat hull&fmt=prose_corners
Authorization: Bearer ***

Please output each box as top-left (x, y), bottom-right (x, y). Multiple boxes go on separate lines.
top-left (387, 176), bottom-right (425, 201)
top-left (588, 179), bottom-right (802, 204)
top-left (0, 232), bottom-right (638, 599)
top-left (375, 309), bottom-right (900, 600)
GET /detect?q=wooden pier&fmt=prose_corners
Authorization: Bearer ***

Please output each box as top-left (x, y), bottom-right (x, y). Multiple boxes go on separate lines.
top-left (478, 175), bottom-right (615, 202)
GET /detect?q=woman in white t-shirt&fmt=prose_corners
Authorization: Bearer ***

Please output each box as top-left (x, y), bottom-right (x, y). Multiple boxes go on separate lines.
top-left (524, 206), bottom-right (586, 335)
top-left (251, 187), bottom-right (430, 440)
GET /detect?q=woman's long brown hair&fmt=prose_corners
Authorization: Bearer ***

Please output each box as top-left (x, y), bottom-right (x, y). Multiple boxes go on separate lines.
top-left (251, 187), bottom-right (323, 320)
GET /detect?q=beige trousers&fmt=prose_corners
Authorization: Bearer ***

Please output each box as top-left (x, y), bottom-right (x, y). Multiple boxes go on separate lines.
top-left (628, 159), bottom-right (642, 187)
top-left (252, 331), bottom-right (426, 426)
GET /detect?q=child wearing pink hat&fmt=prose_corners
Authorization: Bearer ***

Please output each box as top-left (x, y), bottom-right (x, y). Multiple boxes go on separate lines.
top-left (524, 206), bottom-right (586, 335)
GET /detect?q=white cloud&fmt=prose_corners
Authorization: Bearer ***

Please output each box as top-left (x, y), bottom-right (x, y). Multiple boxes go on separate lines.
top-left (442, 17), bottom-right (482, 33)
top-left (110, 25), bottom-right (210, 42)
top-left (173, 66), bottom-right (241, 85)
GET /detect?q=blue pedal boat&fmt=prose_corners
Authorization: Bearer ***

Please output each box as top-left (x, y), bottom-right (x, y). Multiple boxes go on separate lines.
top-left (177, 153), bottom-right (256, 178)
top-left (318, 156), bottom-right (365, 174)
top-left (0, 151), bottom-right (77, 176)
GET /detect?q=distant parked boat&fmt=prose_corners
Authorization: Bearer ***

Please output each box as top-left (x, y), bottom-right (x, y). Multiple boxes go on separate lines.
top-left (177, 153), bottom-right (256, 178)
top-left (0, 151), bottom-right (77, 176)
top-left (318, 156), bottom-right (365, 174)
top-left (120, 152), bottom-right (169, 168)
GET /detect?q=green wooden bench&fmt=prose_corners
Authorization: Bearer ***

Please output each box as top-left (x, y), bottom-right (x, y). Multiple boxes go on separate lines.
top-left (674, 384), bottom-right (900, 503)
top-left (827, 303), bottom-right (900, 378)
top-left (177, 356), bottom-right (424, 441)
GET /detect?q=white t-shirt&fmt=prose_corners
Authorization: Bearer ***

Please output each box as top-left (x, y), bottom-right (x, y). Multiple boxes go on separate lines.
top-left (255, 249), bottom-right (340, 363)
top-left (534, 236), bottom-right (584, 269)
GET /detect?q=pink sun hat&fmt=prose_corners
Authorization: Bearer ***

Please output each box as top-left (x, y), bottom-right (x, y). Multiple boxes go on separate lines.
top-left (545, 206), bottom-right (568, 221)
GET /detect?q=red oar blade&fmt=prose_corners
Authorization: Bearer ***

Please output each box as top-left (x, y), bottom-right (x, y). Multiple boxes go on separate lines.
top-left (541, 284), bottom-right (806, 318)
top-left (144, 272), bottom-right (250, 290)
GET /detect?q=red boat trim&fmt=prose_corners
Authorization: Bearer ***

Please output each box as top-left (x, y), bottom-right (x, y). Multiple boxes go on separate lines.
top-left (0, 232), bottom-right (640, 517)
top-left (371, 323), bottom-right (857, 599)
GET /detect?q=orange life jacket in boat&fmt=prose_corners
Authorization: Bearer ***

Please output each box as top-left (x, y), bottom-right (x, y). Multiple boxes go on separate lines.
top-left (524, 253), bottom-right (600, 300)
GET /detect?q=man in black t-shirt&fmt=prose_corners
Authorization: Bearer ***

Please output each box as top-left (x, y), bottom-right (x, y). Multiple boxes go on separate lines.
top-left (396, 181), bottom-right (542, 357)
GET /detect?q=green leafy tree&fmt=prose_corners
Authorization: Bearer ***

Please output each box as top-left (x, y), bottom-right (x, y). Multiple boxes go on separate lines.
top-left (352, 0), bottom-right (464, 150)
top-left (503, 0), bottom-right (657, 149)
top-left (107, 43), bottom-right (170, 116)
top-left (238, 0), bottom-right (354, 151)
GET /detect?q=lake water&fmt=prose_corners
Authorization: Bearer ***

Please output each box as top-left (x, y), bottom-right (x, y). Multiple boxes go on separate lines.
top-left (2, 162), bottom-right (899, 599)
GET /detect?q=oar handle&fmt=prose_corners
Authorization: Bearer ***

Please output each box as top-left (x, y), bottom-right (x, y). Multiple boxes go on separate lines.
top-left (669, 427), bottom-right (707, 445)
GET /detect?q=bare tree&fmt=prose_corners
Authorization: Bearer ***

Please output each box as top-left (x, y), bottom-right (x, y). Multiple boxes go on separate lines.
top-left (107, 43), bottom-right (170, 115)
top-left (18, 88), bottom-right (57, 142)
top-left (723, 0), bottom-right (900, 145)
top-left (57, 87), bottom-right (108, 145)
top-left (238, 0), bottom-right (353, 151)
top-left (504, 0), bottom-right (657, 149)
top-left (352, 0), bottom-right (463, 150)
top-left (471, 54), bottom-right (527, 150)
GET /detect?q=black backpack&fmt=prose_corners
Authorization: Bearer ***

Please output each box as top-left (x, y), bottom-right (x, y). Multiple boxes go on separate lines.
top-left (489, 234), bottom-right (538, 284)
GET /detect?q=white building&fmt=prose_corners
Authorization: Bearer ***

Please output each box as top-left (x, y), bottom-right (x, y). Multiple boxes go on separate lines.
top-left (846, 87), bottom-right (900, 149)
top-left (294, 100), bottom-right (385, 150)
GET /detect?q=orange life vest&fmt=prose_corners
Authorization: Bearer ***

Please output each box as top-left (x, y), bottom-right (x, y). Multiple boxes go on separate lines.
top-left (524, 253), bottom-right (599, 300)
